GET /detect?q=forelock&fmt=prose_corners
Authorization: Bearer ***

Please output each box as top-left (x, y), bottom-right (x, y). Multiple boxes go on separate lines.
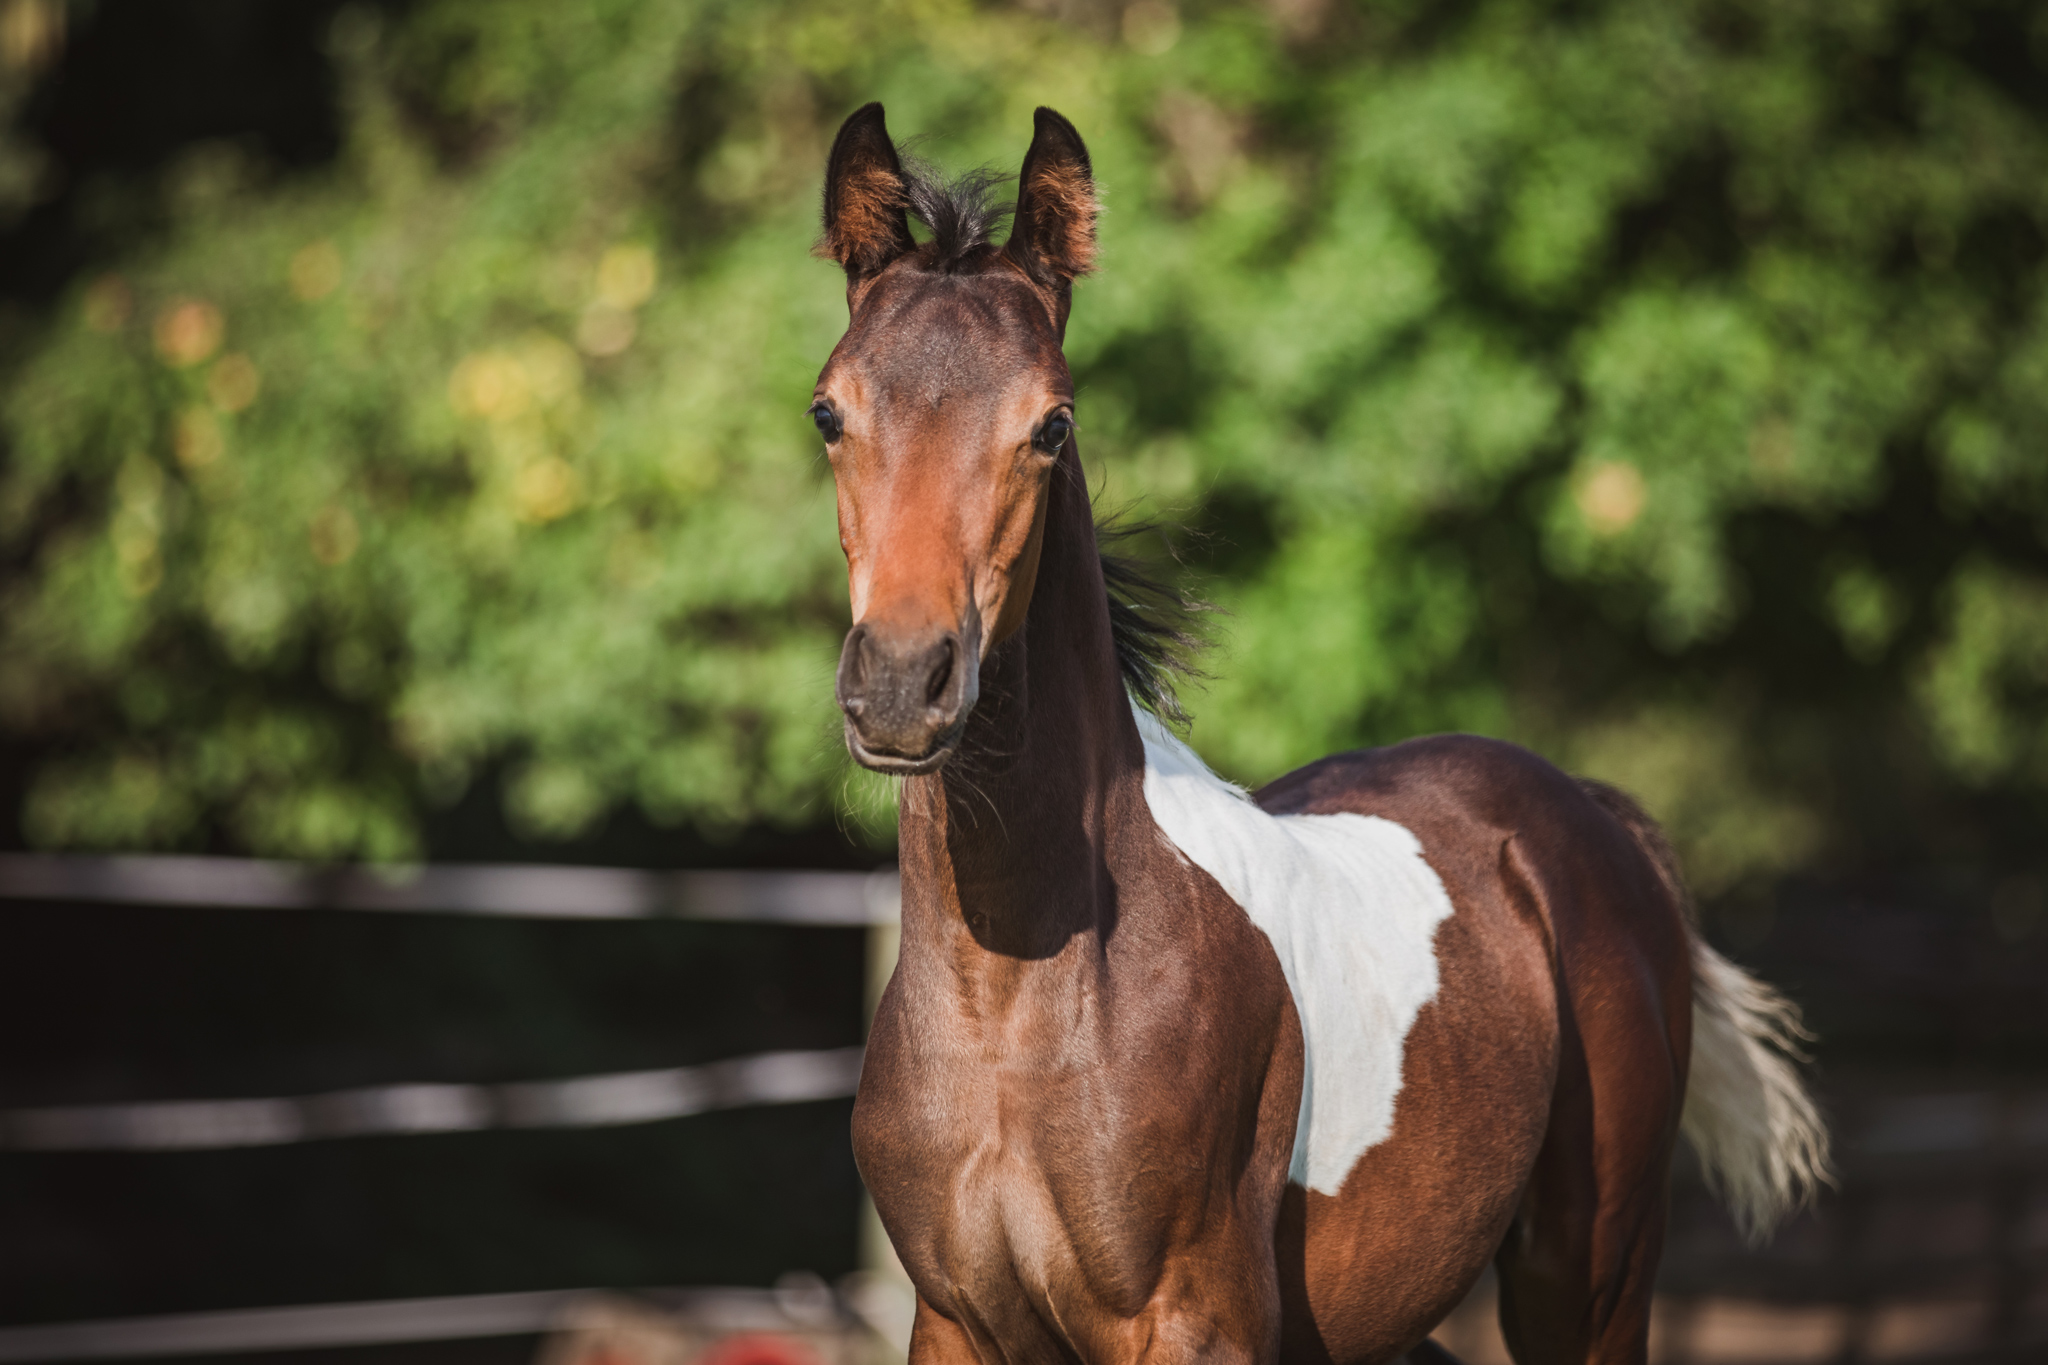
top-left (900, 158), bottom-right (1013, 270)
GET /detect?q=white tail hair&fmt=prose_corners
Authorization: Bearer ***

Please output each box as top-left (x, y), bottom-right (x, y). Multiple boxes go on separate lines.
top-left (1682, 938), bottom-right (1834, 1243)
top-left (1576, 777), bottom-right (1834, 1244)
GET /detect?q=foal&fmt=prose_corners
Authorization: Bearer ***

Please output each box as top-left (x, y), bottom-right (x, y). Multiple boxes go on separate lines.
top-left (812, 104), bottom-right (1828, 1365)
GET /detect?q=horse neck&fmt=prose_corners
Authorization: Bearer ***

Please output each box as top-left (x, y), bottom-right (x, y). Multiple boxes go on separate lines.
top-left (894, 442), bottom-right (1149, 967)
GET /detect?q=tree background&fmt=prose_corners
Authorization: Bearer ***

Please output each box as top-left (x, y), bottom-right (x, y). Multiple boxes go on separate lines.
top-left (2, 0), bottom-right (2045, 933)
top-left (3, 0), bottom-right (2047, 1333)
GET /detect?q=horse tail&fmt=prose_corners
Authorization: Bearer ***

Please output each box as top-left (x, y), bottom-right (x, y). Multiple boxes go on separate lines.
top-left (1576, 779), bottom-right (1834, 1244)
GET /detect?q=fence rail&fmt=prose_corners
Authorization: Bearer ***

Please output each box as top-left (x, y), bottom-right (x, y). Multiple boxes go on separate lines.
top-left (0, 1046), bottom-right (866, 1152)
top-left (0, 853), bottom-right (901, 924)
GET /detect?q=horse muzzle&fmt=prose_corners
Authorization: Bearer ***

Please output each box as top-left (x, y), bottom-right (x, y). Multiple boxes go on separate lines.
top-left (835, 620), bottom-right (978, 774)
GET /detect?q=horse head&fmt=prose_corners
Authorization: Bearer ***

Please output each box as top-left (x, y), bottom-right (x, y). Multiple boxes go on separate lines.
top-left (811, 104), bottom-right (1099, 774)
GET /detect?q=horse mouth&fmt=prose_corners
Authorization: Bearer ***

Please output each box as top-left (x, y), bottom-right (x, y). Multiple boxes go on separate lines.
top-left (843, 718), bottom-right (965, 775)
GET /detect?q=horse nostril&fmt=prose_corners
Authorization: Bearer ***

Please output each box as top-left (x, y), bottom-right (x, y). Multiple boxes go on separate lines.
top-left (925, 638), bottom-right (955, 709)
top-left (835, 624), bottom-right (872, 718)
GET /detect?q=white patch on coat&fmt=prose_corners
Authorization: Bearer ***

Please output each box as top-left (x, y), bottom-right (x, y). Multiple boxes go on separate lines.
top-left (1134, 708), bottom-right (1456, 1195)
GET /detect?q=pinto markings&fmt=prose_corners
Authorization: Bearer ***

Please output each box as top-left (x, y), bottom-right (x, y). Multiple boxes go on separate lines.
top-left (1135, 708), bottom-right (1456, 1195)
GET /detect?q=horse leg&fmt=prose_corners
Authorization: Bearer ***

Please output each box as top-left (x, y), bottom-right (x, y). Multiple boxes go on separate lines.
top-left (1490, 996), bottom-right (1679, 1365)
top-left (1122, 1262), bottom-right (1283, 1365)
top-left (908, 1289), bottom-right (1272, 1365)
top-left (906, 1296), bottom-right (986, 1365)
top-left (1491, 1164), bottom-right (1668, 1364)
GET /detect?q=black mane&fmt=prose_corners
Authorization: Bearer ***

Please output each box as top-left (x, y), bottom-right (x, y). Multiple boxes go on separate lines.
top-left (1098, 526), bottom-right (1207, 727)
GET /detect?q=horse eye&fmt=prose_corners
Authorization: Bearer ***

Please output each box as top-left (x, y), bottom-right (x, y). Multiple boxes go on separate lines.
top-left (1037, 414), bottom-right (1072, 453)
top-left (810, 403), bottom-right (843, 443)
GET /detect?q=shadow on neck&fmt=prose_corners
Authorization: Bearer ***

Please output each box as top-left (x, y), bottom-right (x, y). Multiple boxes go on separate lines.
top-left (896, 444), bottom-right (1148, 960)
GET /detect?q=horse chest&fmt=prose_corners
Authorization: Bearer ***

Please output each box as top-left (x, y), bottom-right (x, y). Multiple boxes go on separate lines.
top-left (861, 1023), bottom-right (1203, 1325)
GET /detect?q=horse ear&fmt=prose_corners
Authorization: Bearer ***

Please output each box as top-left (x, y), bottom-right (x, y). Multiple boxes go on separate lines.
top-left (819, 103), bottom-right (917, 282)
top-left (1005, 107), bottom-right (1099, 305)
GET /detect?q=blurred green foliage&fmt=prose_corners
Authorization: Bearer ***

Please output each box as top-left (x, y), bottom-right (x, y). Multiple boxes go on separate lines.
top-left (2, 0), bottom-right (2046, 892)
top-left (0, 1), bottom-right (62, 223)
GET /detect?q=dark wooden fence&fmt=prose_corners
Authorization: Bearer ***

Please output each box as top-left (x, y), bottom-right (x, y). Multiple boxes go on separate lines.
top-left (4, 855), bottom-right (2044, 1364)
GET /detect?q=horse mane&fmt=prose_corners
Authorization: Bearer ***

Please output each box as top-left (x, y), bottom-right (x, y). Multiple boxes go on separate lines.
top-left (900, 156), bottom-right (1013, 269)
top-left (1097, 522), bottom-right (1207, 727)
